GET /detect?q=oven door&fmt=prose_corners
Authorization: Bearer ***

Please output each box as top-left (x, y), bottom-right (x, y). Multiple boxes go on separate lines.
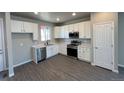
top-left (67, 48), bottom-right (77, 57)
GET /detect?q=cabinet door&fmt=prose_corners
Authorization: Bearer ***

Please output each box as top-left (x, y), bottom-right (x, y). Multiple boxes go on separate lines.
top-left (54, 45), bottom-right (58, 55)
top-left (60, 26), bottom-right (65, 38)
top-left (54, 27), bottom-right (60, 38)
top-left (11, 20), bottom-right (23, 33)
top-left (32, 23), bottom-right (38, 40)
top-left (59, 44), bottom-right (67, 55)
top-left (85, 48), bottom-right (91, 61)
top-left (73, 23), bottom-right (79, 32)
top-left (62, 44), bottom-right (67, 55)
top-left (79, 22), bottom-right (85, 38)
top-left (64, 25), bottom-right (69, 38)
top-left (84, 21), bottom-right (91, 38)
top-left (68, 24), bottom-right (73, 32)
top-left (83, 48), bottom-right (91, 62)
top-left (78, 47), bottom-right (83, 59)
top-left (46, 46), bottom-right (51, 58)
top-left (23, 22), bottom-right (33, 33)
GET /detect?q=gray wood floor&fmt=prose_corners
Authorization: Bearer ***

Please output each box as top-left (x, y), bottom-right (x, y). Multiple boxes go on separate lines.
top-left (1, 54), bottom-right (124, 81)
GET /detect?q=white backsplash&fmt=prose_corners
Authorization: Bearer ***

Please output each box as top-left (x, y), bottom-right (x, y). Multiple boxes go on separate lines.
top-left (55, 38), bottom-right (91, 45)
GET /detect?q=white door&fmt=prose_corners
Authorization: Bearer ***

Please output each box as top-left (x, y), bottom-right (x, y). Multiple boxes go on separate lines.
top-left (93, 22), bottom-right (114, 70)
top-left (0, 20), bottom-right (4, 72)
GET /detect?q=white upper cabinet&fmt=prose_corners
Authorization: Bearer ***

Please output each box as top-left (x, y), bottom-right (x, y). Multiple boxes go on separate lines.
top-left (79, 21), bottom-right (91, 38)
top-left (60, 26), bottom-right (65, 38)
top-left (68, 24), bottom-right (73, 32)
top-left (32, 23), bottom-right (38, 40)
top-left (54, 21), bottom-right (91, 39)
top-left (54, 26), bottom-right (60, 38)
top-left (23, 22), bottom-right (33, 33)
top-left (11, 20), bottom-right (23, 33)
top-left (54, 26), bottom-right (69, 39)
top-left (64, 25), bottom-right (69, 38)
top-left (73, 23), bottom-right (79, 32)
top-left (11, 20), bottom-right (38, 40)
top-left (79, 22), bottom-right (85, 38)
top-left (84, 21), bottom-right (91, 38)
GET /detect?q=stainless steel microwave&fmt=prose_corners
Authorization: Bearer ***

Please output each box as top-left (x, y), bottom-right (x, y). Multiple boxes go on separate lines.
top-left (69, 32), bottom-right (79, 38)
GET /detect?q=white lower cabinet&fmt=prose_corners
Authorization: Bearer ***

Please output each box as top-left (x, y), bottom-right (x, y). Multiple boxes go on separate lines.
top-left (59, 44), bottom-right (67, 55)
top-left (46, 45), bottom-right (58, 58)
top-left (78, 46), bottom-right (91, 62)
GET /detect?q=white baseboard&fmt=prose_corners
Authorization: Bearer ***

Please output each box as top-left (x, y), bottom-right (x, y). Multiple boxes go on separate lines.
top-left (9, 72), bottom-right (14, 77)
top-left (13, 59), bottom-right (32, 68)
top-left (112, 69), bottom-right (119, 74)
top-left (91, 63), bottom-right (95, 66)
top-left (4, 59), bottom-right (32, 71)
top-left (118, 64), bottom-right (124, 68)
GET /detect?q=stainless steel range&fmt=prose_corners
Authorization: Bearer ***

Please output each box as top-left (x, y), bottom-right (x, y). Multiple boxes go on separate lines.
top-left (67, 40), bottom-right (81, 58)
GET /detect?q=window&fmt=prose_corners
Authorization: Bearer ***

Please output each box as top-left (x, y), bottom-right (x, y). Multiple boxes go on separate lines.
top-left (40, 26), bottom-right (51, 41)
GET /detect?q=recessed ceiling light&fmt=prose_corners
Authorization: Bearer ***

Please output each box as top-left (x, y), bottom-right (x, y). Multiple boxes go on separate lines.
top-left (56, 18), bottom-right (60, 21)
top-left (34, 12), bottom-right (38, 15)
top-left (72, 12), bottom-right (76, 16)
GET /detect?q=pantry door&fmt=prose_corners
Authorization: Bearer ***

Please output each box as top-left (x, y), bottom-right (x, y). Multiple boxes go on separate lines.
top-left (0, 19), bottom-right (4, 72)
top-left (93, 22), bottom-right (114, 70)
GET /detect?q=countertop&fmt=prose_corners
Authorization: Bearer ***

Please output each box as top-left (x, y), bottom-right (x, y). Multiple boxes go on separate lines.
top-left (32, 43), bottom-right (56, 49)
top-left (78, 43), bottom-right (91, 48)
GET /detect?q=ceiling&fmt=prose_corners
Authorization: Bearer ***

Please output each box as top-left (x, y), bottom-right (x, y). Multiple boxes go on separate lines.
top-left (11, 12), bottom-right (90, 23)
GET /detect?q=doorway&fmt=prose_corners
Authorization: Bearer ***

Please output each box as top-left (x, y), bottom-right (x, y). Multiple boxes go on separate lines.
top-left (0, 18), bottom-right (5, 72)
top-left (93, 21), bottom-right (114, 70)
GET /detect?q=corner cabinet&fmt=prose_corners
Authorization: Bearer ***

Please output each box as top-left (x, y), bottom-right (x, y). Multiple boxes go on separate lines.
top-left (46, 45), bottom-right (58, 58)
top-left (54, 26), bottom-right (61, 38)
top-left (59, 44), bottom-right (67, 55)
top-left (11, 20), bottom-right (38, 40)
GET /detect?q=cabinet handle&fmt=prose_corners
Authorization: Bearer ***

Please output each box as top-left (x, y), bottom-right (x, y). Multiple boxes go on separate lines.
top-left (95, 47), bottom-right (98, 49)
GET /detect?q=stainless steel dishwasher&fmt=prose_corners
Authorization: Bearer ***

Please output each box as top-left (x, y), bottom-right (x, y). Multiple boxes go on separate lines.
top-left (32, 47), bottom-right (46, 64)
